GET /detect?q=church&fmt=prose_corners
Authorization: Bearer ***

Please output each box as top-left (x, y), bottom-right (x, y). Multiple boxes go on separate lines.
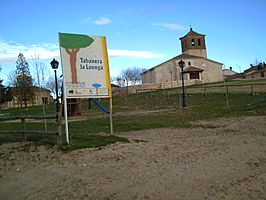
top-left (141, 28), bottom-right (223, 88)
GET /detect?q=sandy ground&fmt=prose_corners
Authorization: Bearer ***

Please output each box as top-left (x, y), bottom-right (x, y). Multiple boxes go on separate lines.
top-left (0, 116), bottom-right (266, 200)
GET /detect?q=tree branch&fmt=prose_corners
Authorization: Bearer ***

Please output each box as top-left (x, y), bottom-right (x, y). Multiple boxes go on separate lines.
top-left (65, 48), bottom-right (72, 55)
top-left (73, 48), bottom-right (80, 54)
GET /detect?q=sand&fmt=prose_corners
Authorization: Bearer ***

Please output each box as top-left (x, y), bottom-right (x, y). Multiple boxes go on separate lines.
top-left (0, 116), bottom-right (266, 200)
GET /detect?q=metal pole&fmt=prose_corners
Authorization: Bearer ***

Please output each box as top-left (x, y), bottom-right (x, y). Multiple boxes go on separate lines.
top-left (181, 67), bottom-right (186, 107)
top-left (109, 97), bottom-right (113, 135)
top-left (0, 85), bottom-right (1, 113)
top-left (54, 69), bottom-right (60, 113)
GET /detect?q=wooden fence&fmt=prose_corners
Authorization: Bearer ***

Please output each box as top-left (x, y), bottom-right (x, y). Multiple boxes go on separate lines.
top-left (187, 83), bottom-right (266, 95)
top-left (0, 115), bottom-right (62, 144)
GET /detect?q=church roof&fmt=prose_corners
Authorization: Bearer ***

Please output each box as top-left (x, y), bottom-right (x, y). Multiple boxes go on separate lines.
top-left (179, 28), bottom-right (205, 40)
top-left (173, 54), bottom-right (223, 65)
top-left (141, 53), bottom-right (223, 74)
top-left (183, 66), bottom-right (204, 73)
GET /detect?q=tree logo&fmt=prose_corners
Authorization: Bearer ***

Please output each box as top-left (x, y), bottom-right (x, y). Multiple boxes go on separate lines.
top-left (59, 33), bottom-right (94, 83)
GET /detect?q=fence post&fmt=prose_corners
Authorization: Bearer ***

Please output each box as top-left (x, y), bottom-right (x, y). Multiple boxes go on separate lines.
top-left (56, 114), bottom-right (62, 145)
top-left (225, 85), bottom-right (229, 108)
top-left (204, 87), bottom-right (207, 96)
top-left (178, 89), bottom-right (182, 107)
top-left (21, 117), bottom-right (27, 142)
top-left (250, 84), bottom-right (254, 95)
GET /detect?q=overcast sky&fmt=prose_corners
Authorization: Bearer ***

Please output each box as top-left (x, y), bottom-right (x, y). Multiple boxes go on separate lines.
top-left (0, 0), bottom-right (265, 82)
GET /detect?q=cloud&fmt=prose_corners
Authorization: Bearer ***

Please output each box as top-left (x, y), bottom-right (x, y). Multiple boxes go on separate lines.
top-left (0, 40), bottom-right (59, 63)
top-left (80, 17), bottom-right (112, 25)
top-left (93, 17), bottom-right (112, 25)
top-left (151, 23), bottom-right (185, 31)
top-left (0, 40), bottom-right (164, 63)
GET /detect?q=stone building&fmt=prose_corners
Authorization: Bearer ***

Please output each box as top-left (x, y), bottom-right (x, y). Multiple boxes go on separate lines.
top-left (141, 28), bottom-right (223, 88)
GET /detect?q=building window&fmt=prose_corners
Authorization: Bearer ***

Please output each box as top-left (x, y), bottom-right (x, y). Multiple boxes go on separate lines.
top-left (198, 39), bottom-right (201, 46)
top-left (189, 72), bottom-right (200, 80)
top-left (42, 97), bottom-right (48, 104)
top-left (261, 72), bottom-right (265, 77)
top-left (191, 39), bottom-right (195, 46)
top-left (188, 62), bottom-right (191, 66)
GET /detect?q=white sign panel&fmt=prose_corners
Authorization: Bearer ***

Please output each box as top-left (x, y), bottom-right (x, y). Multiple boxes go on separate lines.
top-left (59, 33), bottom-right (112, 98)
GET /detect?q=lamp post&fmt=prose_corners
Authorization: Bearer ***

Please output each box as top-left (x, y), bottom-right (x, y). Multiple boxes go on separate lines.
top-left (178, 60), bottom-right (187, 107)
top-left (50, 58), bottom-right (60, 113)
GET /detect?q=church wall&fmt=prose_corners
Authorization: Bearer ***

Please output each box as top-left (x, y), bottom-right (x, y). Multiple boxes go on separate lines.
top-left (183, 49), bottom-right (207, 58)
top-left (141, 69), bottom-right (156, 84)
top-left (154, 60), bottom-right (178, 88)
top-left (152, 58), bottom-right (223, 88)
top-left (196, 59), bottom-right (223, 83)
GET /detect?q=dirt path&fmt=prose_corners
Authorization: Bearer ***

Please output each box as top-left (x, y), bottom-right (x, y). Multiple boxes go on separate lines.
top-left (0, 116), bottom-right (266, 200)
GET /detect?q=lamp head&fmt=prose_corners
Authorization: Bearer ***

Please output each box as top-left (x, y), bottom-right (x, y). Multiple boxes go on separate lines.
top-left (178, 60), bottom-right (185, 69)
top-left (50, 58), bottom-right (59, 70)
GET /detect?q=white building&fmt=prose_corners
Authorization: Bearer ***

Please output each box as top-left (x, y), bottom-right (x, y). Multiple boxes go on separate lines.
top-left (141, 28), bottom-right (223, 88)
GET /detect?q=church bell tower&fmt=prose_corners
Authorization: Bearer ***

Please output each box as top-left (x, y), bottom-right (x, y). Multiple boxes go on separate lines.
top-left (179, 28), bottom-right (207, 58)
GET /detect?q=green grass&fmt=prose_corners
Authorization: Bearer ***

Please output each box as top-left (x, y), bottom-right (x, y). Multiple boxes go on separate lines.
top-left (1, 79), bottom-right (266, 150)
top-left (69, 93), bottom-right (266, 133)
top-left (0, 103), bottom-right (56, 116)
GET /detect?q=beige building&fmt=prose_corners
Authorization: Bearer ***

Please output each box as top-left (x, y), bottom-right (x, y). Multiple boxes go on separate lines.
top-left (243, 63), bottom-right (266, 79)
top-left (223, 67), bottom-right (238, 80)
top-left (7, 86), bottom-right (52, 108)
top-left (141, 28), bottom-right (223, 88)
top-left (225, 62), bottom-right (266, 80)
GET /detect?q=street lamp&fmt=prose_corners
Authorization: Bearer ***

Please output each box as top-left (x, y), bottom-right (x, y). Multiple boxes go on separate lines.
top-left (178, 60), bottom-right (187, 107)
top-left (50, 58), bottom-right (60, 113)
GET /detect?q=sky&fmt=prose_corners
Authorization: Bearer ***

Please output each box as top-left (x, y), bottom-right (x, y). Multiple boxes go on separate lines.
top-left (0, 0), bottom-right (265, 84)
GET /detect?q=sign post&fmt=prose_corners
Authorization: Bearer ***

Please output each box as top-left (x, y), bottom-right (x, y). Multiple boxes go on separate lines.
top-left (59, 33), bottom-right (112, 144)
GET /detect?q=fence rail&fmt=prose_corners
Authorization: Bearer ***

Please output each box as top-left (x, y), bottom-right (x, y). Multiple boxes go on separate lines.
top-left (0, 115), bottom-right (62, 144)
top-left (0, 114), bottom-right (58, 121)
top-left (187, 83), bottom-right (266, 94)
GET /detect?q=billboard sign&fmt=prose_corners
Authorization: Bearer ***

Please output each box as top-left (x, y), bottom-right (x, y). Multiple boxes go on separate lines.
top-left (59, 33), bottom-right (112, 98)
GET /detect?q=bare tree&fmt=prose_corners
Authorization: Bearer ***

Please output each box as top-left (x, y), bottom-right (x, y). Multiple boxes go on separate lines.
top-left (120, 67), bottom-right (144, 85)
top-left (7, 70), bottom-right (17, 86)
top-left (115, 76), bottom-right (125, 87)
top-left (45, 76), bottom-right (56, 97)
top-left (45, 75), bottom-right (62, 98)
top-left (31, 54), bottom-right (47, 87)
top-left (31, 54), bottom-right (49, 129)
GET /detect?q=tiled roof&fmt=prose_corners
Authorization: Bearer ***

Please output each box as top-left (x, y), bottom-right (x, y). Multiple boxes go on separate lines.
top-left (179, 28), bottom-right (205, 40)
top-left (224, 73), bottom-right (245, 80)
top-left (183, 66), bottom-right (204, 73)
top-left (141, 53), bottom-right (223, 74)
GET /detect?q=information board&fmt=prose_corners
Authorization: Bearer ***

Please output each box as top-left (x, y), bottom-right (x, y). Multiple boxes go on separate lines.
top-left (59, 33), bottom-right (112, 98)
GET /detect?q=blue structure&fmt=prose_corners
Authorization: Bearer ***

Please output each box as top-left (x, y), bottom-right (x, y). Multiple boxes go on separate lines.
top-left (90, 98), bottom-right (110, 113)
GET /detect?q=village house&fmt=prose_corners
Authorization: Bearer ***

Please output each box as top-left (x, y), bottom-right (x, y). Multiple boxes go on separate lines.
top-left (243, 62), bottom-right (266, 79)
top-left (6, 86), bottom-right (52, 108)
top-left (141, 28), bottom-right (223, 88)
top-left (223, 67), bottom-right (238, 80)
top-left (225, 62), bottom-right (266, 80)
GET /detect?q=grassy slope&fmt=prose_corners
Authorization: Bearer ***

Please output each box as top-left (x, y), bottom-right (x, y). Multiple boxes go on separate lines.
top-left (1, 79), bottom-right (266, 148)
